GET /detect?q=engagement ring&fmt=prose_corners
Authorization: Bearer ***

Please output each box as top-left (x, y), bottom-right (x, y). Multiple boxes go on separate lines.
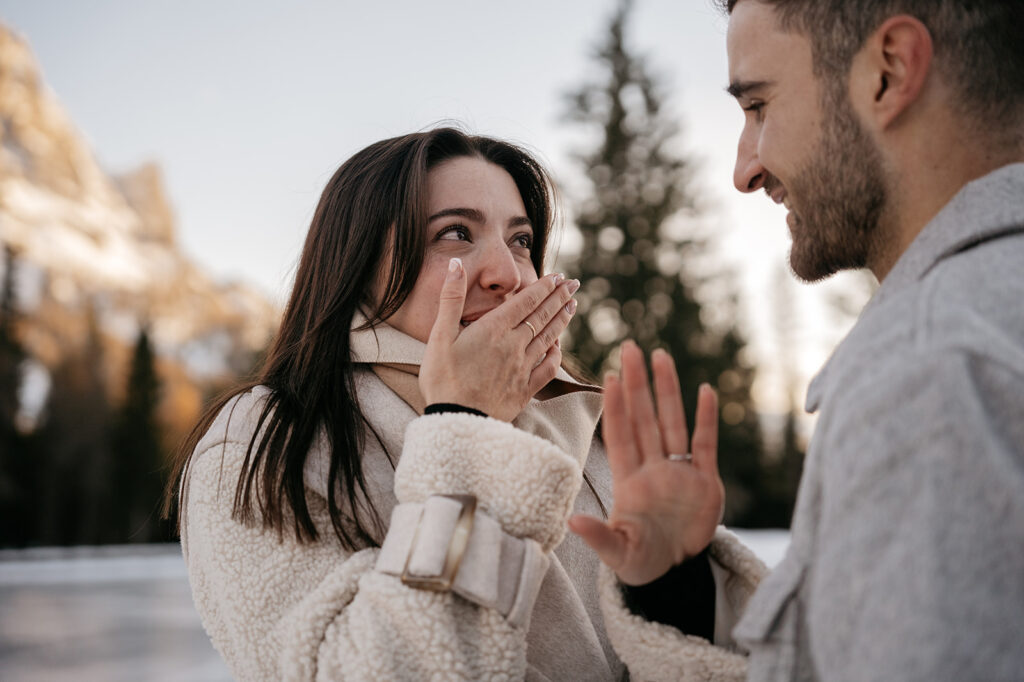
top-left (667, 452), bottom-right (693, 464)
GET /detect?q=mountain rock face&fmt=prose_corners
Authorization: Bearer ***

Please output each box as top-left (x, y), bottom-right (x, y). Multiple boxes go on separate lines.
top-left (0, 24), bottom-right (278, 434)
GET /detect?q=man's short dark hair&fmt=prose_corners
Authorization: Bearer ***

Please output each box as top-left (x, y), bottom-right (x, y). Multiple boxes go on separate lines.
top-left (718, 0), bottom-right (1024, 130)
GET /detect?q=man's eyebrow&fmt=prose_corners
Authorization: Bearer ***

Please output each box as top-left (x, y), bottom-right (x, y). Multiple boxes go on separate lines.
top-left (726, 80), bottom-right (771, 99)
top-left (428, 207), bottom-right (484, 222)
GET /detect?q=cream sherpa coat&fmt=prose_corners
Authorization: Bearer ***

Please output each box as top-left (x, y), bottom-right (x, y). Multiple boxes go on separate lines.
top-left (181, 323), bottom-right (767, 681)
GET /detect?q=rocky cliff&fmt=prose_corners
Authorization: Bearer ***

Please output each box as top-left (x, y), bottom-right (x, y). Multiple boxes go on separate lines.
top-left (0, 24), bottom-right (278, 435)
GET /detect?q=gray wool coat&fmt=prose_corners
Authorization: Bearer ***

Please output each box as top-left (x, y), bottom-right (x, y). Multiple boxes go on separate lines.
top-left (734, 163), bottom-right (1024, 681)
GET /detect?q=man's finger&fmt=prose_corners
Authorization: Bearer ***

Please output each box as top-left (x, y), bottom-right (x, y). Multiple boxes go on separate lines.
top-left (602, 373), bottom-right (641, 480)
top-left (691, 383), bottom-right (719, 473)
top-left (568, 515), bottom-right (626, 571)
top-left (426, 258), bottom-right (466, 347)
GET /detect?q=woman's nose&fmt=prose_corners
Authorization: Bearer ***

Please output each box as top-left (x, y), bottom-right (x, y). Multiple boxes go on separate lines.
top-left (477, 241), bottom-right (522, 294)
top-left (733, 126), bottom-right (767, 193)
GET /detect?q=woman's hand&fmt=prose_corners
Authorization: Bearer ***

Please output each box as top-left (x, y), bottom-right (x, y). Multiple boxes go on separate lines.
top-left (569, 341), bottom-right (724, 585)
top-left (420, 258), bottom-right (579, 422)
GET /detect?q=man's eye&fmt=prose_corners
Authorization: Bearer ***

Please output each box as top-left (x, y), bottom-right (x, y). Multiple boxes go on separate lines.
top-left (743, 102), bottom-right (765, 117)
top-left (437, 225), bottom-right (470, 241)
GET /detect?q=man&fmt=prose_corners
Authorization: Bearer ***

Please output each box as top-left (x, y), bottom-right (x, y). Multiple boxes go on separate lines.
top-left (573, 1), bottom-right (1024, 679)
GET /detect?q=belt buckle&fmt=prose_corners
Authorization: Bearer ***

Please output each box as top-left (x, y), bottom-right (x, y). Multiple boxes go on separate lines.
top-left (400, 493), bottom-right (478, 592)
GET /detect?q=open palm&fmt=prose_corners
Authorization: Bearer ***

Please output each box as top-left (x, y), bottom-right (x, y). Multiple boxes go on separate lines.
top-left (569, 341), bottom-right (724, 586)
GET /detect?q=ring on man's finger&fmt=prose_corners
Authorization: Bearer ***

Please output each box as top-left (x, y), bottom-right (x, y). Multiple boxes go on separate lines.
top-left (667, 452), bottom-right (693, 464)
top-left (522, 320), bottom-right (537, 339)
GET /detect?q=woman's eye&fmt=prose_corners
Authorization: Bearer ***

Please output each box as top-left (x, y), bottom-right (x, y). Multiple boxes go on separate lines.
top-left (437, 225), bottom-right (471, 241)
top-left (511, 233), bottom-right (533, 250)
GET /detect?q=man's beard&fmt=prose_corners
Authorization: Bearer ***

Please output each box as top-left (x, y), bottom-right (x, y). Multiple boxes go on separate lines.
top-left (781, 92), bottom-right (889, 282)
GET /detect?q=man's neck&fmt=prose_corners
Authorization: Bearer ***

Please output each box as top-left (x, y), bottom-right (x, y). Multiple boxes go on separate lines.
top-left (869, 138), bottom-right (1024, 281)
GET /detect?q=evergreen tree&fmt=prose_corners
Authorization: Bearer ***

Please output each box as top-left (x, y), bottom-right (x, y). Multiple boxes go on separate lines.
top-left (563, 0), bottom-right (765, 524)
top-left (762, 404), bottom-right (804, 525)
top-left (0, 243), bottom-right (32, 546)
top-left (0, 244), bottom-right (23, 429)
top-left (110, 325), bottom-right (167, 542)
top-left (33, 306), bottom-right (113, 545)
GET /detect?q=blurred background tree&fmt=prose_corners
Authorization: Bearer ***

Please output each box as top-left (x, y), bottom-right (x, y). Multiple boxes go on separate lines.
top-left (562, 0), bottom-right (770, 525)
top-left (0, 241), bottom-right (173, 547)
top-left (110, 326), bottom-right (167, 542)
top-left (0, 244), bottom-right (34, 545)
top-left (32, 308), bottom-right (113, 545)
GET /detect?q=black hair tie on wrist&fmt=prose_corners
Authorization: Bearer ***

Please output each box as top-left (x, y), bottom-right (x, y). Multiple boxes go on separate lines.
top-left (424, 403), bottom-right (488, 418)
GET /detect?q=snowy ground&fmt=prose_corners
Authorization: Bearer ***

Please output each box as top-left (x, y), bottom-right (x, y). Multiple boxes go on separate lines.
top-left (0, 530), bottom-right (789, 681)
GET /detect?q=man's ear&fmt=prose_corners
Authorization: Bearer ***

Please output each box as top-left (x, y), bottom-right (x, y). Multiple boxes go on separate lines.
top-left (850, 15), bottom-right (933, 129)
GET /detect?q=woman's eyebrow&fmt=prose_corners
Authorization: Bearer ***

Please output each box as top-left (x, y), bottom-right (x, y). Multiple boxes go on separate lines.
top-left (508, 216), bottom-right (532, 229)
top-left (428, 207), bottom-right (484, 222)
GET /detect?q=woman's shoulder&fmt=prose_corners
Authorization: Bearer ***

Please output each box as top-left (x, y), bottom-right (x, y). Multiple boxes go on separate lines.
top-left (193, 385), bottom-right (274, 458)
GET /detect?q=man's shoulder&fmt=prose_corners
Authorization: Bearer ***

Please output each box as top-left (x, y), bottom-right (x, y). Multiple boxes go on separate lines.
top-left (920, 229), bottom-right (1024, 333)
top-left (817, 231), bottom-right (1024, 406)
top-left (876, 231), bottom-right (1018, 340)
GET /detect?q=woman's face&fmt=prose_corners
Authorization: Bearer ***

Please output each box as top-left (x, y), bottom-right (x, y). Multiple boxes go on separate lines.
top-left (384, 156), bottom-right (540, 343)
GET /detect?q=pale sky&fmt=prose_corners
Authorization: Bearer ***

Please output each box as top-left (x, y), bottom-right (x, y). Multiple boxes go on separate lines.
top-left (0, 0), bottom-right (867, 414)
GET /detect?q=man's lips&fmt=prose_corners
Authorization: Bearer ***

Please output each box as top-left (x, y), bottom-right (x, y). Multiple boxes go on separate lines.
top-left (763, 174), bottom-right (791, 210)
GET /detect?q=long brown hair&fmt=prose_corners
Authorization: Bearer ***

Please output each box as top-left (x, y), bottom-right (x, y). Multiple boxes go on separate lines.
top-left (163, 127), bottom-right (556, 549)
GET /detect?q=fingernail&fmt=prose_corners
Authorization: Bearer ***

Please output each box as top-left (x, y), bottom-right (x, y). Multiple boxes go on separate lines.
top-left (565, 299), bottom-right (577, 315)
top-left (551, 272), bottom-right (565, 284)
top-left (567, 279), bottom-right (581, 294)
top-left (448, 257), bottom-right (463, 277)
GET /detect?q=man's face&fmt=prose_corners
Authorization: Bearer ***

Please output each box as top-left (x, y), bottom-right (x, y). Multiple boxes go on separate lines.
top-left (727, 0), bottom-right (887, 282)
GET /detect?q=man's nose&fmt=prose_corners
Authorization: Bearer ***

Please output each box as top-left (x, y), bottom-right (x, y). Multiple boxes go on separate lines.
top-left (733, 126), bottom-right (767, 193)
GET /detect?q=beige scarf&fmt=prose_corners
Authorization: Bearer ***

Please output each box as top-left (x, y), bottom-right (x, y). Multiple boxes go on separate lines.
top-left (349, 314), bottom-right (604, 469)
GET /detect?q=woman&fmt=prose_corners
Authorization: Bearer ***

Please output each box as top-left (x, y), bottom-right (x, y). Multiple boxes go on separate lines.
top-left (166, 127), bottom-right (763, 680)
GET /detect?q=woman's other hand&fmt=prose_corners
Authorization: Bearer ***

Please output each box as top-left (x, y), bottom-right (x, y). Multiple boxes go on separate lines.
top-left (569, 341), bottom-right (724, 585)
top-left (420, 257), bottom-right (579, 422)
